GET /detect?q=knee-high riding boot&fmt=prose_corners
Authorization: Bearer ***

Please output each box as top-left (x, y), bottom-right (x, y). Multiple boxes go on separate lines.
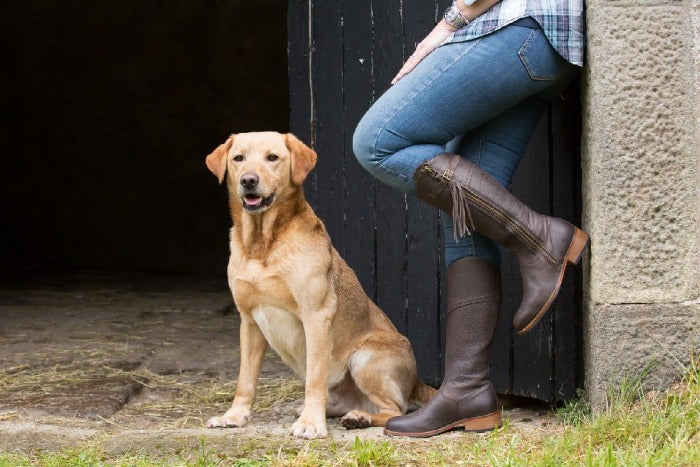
top-left (413, 153), bottom-right (589, 334)
top-left (384, 257), bottom-right (501, 437)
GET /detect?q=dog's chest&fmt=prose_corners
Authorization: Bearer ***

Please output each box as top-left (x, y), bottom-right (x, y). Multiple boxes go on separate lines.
top-left (231, 268), bottom-right (307, 377)
top-left (251, 306), bottom-right (306, 378)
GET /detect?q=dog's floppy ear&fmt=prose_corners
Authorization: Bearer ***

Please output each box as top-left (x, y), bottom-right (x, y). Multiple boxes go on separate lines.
top-left (285, 133), bottom-right (318, 186)
top-left (205, 134), bottom-right (235, 184)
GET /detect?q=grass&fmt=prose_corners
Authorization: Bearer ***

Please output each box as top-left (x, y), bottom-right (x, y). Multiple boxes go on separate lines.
top-left (1, 356), bottom-right (698, 466)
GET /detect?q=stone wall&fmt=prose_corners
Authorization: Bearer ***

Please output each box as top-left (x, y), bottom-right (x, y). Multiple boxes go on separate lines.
top-left (581, 0), bottom-right (700, 409)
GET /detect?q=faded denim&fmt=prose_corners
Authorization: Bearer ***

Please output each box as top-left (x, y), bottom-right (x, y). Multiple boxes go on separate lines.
top-left (353, 19), bottom-right (577, 267)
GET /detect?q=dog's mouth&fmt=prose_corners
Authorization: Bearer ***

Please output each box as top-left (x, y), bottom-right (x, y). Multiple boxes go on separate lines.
top-left (242, 193), bottom-right (275, 212)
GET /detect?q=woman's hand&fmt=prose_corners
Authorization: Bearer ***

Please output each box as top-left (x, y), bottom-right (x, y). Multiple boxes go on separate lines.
top-left (390, 0), bottom-right (502, 84)
top-left (391, 20), bottom-right (458, 85)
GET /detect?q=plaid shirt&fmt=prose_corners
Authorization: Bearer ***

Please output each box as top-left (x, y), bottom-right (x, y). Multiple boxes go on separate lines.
top-left (445, 0), bottom-right (585, 66)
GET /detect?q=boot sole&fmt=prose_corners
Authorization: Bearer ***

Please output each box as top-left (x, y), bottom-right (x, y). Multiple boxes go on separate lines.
top-left (517, 227), bottom-right (589, 335)
top-left (383, 411), bottom-right (501, 438)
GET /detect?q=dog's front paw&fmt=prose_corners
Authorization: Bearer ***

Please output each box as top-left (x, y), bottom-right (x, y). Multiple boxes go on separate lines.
top-left (341, 410), bottom-right (372, 429)
top-left (206, 407), bottom-right (250, 428)
top-left (290, 415), bottom-right (328, 439)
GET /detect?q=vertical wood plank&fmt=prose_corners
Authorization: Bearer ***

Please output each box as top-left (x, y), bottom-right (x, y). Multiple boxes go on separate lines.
top-left (288, 0), bottom-right (311, 144)
top-left (402, 0), bottom-right (442, 384)
top-left (551, 80), bottom-right (583, 401)
top-left (511, 112), bottom-right (554, 401)
top-left (437, 216), bottom-right (448, 382)
top-left (311, 0), bottom-right (345, 249)
top-left (342, 0), bottom-right (376, 297)
top-left (491, 244), bottom-right (514, 393)
top-left (373, 0), bottom-right (409, 336)
top-left (288, 0), bottom-right (317, 208)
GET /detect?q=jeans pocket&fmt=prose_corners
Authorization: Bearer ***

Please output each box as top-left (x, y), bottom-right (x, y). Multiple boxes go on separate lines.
top-left (518, 29), bottom-right (565, 81)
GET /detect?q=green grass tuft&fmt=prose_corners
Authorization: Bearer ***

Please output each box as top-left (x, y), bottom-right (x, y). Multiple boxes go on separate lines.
top-left (556, 389), bottom-right (592, 426)
top-left (605, 359), bottom-right (658, 411)
top-left (348, 437), bottom-right (397, 466)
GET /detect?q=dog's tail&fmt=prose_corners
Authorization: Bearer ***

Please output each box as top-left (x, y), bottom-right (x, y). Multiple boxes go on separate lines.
top-left (408, 380), bottom-right (436, 408)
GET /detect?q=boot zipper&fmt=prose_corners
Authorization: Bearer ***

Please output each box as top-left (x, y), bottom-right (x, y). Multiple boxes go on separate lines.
top-left (464, 192), bottom-right (558, 266)
top-left (422, 166), bottom-right (558, 266)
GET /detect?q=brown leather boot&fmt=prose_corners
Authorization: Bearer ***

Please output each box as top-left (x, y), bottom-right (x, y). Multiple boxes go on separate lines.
top-left (384, 257), bottom-right (501, 437)
top-left (413, 153), bottom-right (588, 335)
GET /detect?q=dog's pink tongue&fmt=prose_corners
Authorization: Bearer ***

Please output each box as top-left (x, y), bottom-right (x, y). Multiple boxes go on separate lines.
top-left (244, 196), bottom-right (262, 206)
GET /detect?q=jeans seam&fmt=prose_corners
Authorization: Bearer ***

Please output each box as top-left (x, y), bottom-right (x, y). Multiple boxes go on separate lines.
top-left (369, 38), bottom-right (483, 166)
top-left (375, 159), bottom-right (412, 182)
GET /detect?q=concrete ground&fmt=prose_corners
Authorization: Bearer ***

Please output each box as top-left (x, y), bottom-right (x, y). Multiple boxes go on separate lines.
top-left (0, 270), bottom-right (554, 459)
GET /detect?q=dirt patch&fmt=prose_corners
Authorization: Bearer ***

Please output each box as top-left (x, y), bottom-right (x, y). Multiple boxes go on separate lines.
top-left (0, 271), bottom-right (557, 458)
top-left (112, 372), bottom-right (304, 429)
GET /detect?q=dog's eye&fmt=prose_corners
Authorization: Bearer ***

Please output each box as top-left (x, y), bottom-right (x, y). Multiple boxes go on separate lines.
top-left (233, 155), bottom-right (244, 162)
top-left (267, 154), bottom-right (279, 162)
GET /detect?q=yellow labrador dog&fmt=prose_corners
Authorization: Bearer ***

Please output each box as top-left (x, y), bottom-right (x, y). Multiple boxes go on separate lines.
top-left (204, 132), bottom-right (434, 439)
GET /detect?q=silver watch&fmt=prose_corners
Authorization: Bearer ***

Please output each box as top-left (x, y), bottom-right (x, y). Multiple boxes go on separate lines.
top-left (443, 3), bottom-right (469, 29)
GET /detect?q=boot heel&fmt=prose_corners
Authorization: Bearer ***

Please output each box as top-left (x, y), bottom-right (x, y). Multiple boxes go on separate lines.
top-left (565, 228), bottom-right (589, 266)
top-left (463, 411), bottom-right (501, 432)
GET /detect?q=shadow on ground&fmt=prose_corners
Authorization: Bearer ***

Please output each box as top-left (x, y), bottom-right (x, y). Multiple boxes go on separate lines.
top-left (0, 271), bottom-right (554, 458)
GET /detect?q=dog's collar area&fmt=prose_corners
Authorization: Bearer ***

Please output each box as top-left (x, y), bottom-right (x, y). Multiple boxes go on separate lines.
top-left (242, 193), bottom-right (275, 212)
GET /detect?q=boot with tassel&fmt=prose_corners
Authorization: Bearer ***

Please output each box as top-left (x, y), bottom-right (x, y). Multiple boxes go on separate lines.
top-left (413, 153), bottom-right (589, 334)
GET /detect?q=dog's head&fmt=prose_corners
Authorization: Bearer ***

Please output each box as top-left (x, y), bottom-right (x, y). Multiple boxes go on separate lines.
top-left (205, 132), bottom-right (317, 214)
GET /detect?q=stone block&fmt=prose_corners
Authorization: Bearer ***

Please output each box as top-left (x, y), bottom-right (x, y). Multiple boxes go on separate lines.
top-left (584, 302), bottom-right (699, 410)
top-left (582, 5), bottom-right (699, 305)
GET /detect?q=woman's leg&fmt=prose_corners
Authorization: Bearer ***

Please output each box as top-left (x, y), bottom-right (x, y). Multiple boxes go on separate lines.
top-left (353, 22), bottom-right (576, 196)
top-left (355, 22), bottom-right (584, 438)
top-left (441, 97), bottom-right (549, 267)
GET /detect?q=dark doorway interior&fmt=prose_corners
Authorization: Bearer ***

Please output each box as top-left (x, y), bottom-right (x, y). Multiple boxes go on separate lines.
top-left (1, 0), bottom-right (288, 276)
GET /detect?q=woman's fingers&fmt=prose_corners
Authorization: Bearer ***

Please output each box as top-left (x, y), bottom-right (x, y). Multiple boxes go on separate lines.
top-left (391, 50), bottom-right (427, 84)
top-left (391, 20), bottom-right (457, 85)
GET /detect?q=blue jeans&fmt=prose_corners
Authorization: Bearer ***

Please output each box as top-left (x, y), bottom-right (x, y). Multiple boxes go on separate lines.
top-left (353, 19), bottom-right (578, 267)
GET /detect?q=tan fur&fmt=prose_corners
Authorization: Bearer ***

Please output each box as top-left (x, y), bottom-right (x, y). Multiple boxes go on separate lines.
top-left (204, 131), bottom-right (435, 439)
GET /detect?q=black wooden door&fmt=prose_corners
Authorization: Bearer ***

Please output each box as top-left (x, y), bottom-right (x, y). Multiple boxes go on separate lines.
top-left (288, 0), bottom-right (583, 402)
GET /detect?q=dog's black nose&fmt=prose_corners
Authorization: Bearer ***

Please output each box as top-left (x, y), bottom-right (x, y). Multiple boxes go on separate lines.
top-left (240, 173), bottom-right (259, 189)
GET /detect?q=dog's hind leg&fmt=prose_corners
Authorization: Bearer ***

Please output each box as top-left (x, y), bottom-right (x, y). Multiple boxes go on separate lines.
top-left (340, 343), bottom-right (414, 428)
top-left (341, 406), bottom-right (402, 429)
top-left (339, 375), bottom-right (405, 428)
top-left (326, 372), bottom-right (370, 417)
